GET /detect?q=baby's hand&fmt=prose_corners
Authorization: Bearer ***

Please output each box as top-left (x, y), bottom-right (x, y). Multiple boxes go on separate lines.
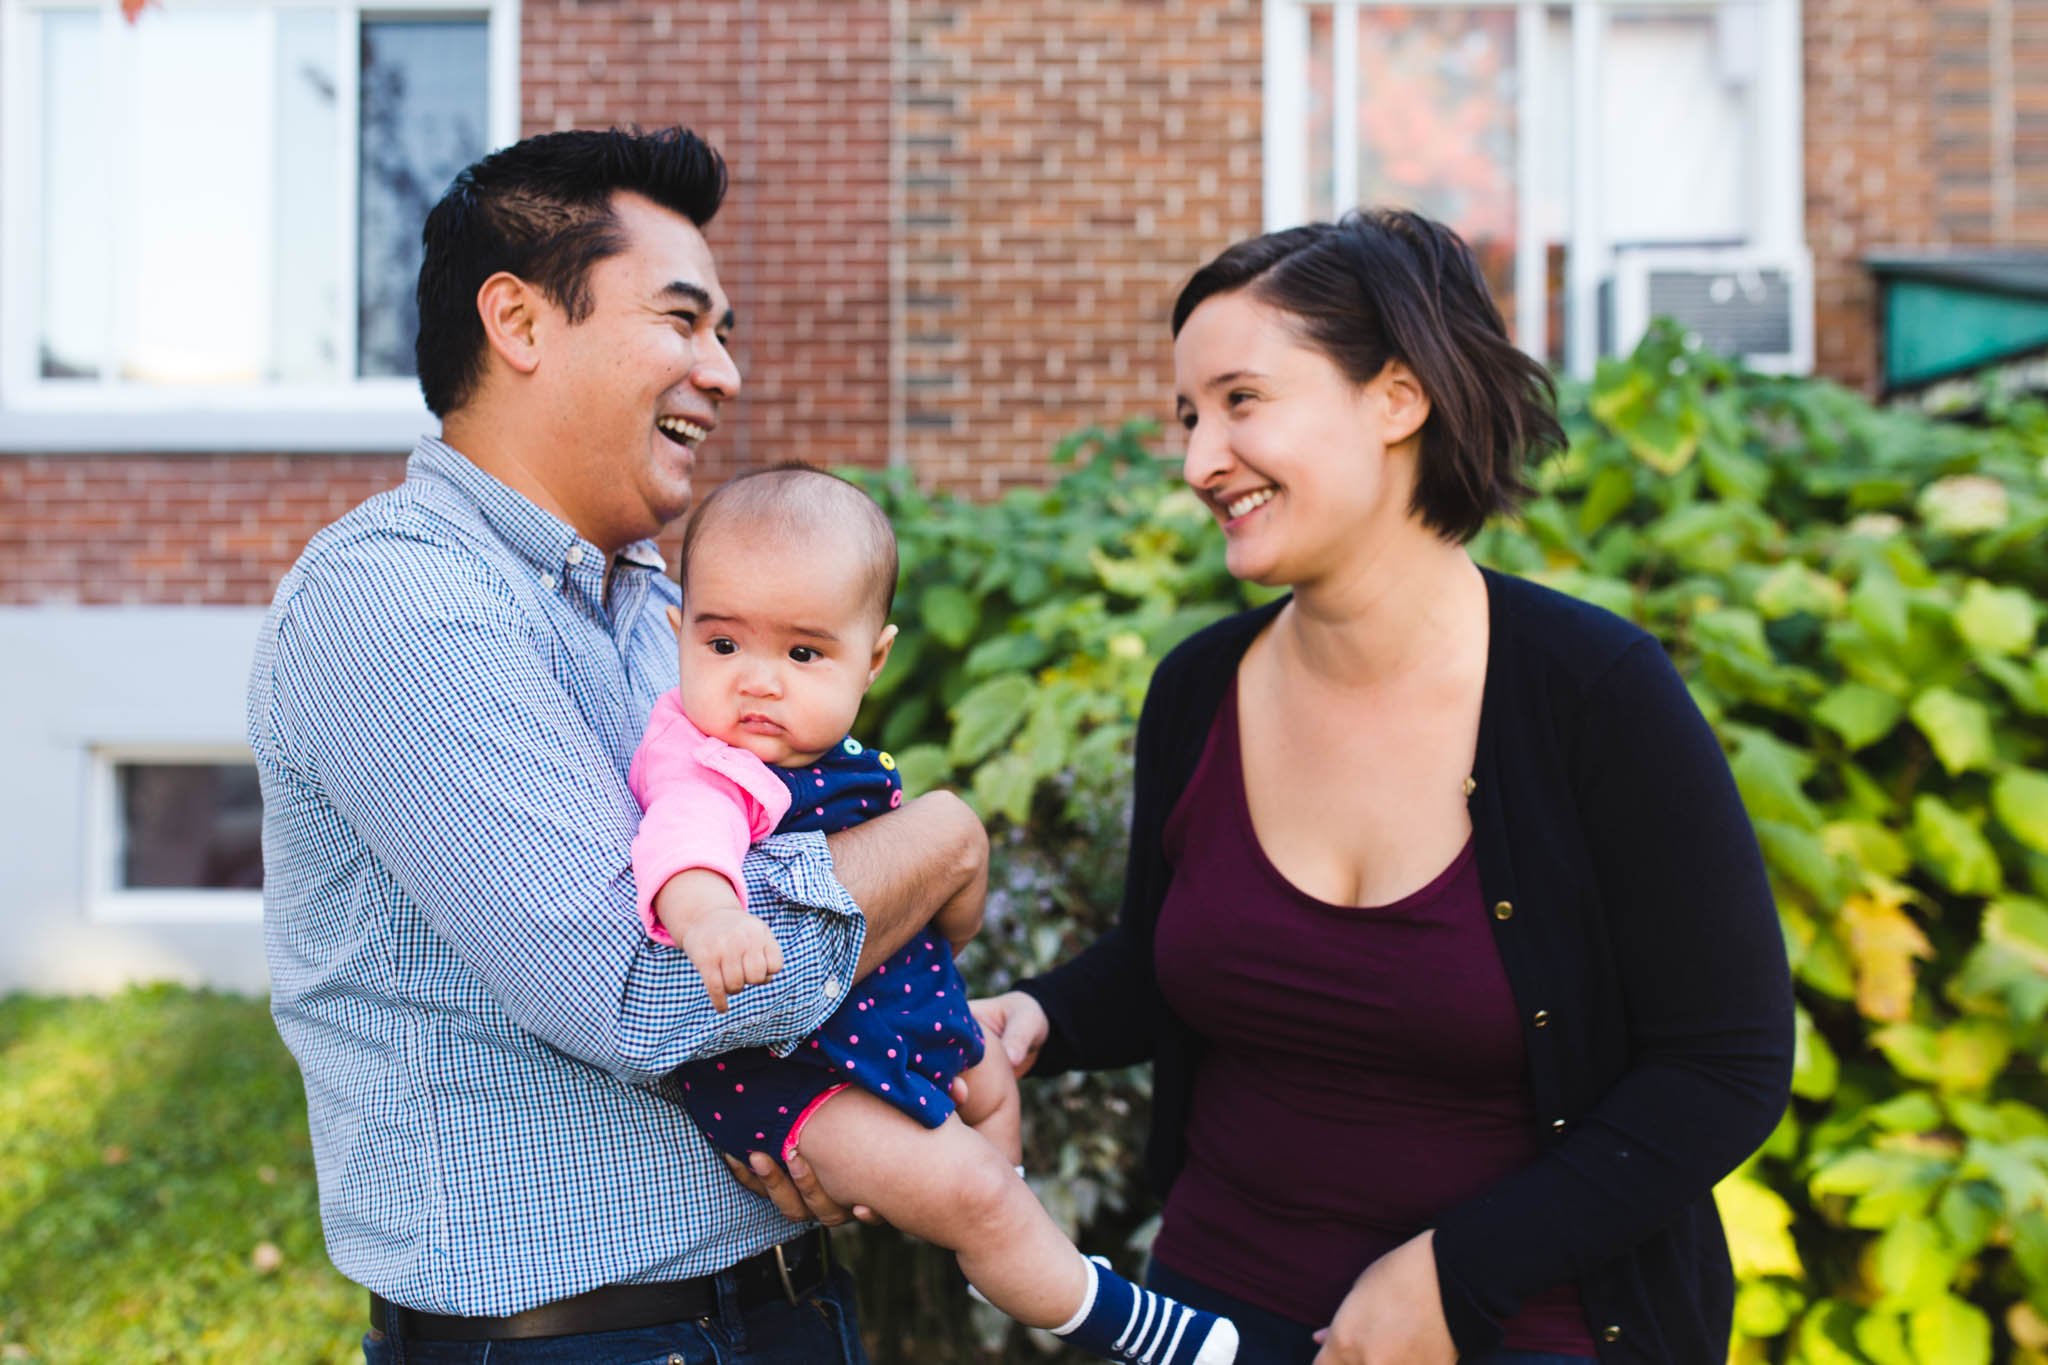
top-left (654, 869), bottom-right (785, 1013)
top-left (681, 906), bottom-right (785, 1013)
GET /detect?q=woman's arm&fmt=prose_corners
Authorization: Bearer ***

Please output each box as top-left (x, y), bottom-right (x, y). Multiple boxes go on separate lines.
top-left (1429, 637), bottom-right (1795, 1349)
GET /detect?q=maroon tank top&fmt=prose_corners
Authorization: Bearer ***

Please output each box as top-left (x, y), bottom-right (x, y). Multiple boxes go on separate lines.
top-left (1149, 679), bottom-right (1595, 1356)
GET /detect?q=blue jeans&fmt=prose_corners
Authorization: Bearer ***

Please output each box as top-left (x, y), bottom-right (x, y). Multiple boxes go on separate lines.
top-left (361, 1265), bottom-right (868, 1364)
top-left (1145, 1260), bottom-right (1593, 1365)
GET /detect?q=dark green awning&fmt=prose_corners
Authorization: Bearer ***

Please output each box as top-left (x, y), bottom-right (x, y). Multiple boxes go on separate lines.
top-left (1866, 251), bottom-right (2048, 391)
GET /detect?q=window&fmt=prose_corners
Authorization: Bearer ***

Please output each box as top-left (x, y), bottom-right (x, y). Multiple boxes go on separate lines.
top-left (86, 747), bottom-right (264, 921)
top-left (0, 0), bottom-right (517, 451)
top-left (1264, 0), bottom-right (1807, 375)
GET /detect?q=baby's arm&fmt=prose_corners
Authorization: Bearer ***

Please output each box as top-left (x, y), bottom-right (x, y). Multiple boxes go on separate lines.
top-left (629, 695), bottom-right (794, 1012)
top-left (653, 869), bottom-right (785, 1013)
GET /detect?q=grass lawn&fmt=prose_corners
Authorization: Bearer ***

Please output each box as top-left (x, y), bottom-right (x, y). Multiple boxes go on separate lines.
top-left (0, 987), bottom-right (359, 1363)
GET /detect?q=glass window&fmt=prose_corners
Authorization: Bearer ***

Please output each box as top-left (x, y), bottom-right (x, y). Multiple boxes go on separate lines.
top-left (116, 762), bottom-right (264, 891)
top-left (1269, 0), bottom-right (1803, 375)
top-left (2, 0), bottom-right (509, 443)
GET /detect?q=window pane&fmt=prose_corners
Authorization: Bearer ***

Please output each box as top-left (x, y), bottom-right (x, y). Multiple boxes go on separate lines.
top-left (41, 10), bottom-right (109, 380)
top-left (1352, 6), bottom-right (1521, 330)
top-left (121, 10), bottom-right (273, 384)
top-left (1601, 5), bottom-right (1758, 245)
top-left (118, 764), bottom-right (264, 890)
top-left (1305, 5), bottom-right (1335, 223)
top-left (358, 19), bottom-right (489, 379)
top-left (272, 9), bottom-right (345, 383)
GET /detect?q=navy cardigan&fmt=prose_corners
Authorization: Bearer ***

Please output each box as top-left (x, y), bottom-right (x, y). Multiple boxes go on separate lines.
top-left (1019, 569), bottom-right (1794, 1364)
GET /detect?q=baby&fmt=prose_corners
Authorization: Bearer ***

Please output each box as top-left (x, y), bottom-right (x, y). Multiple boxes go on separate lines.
top-left (629, 464), bottom-right (1237, 1365)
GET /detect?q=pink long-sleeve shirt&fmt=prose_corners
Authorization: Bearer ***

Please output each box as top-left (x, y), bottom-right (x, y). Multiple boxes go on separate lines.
top-left (627, 690), bottom-right (794, 945)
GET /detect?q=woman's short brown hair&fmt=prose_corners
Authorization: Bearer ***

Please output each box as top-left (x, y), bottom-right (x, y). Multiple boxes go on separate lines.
top-left (1172, 209), bottom-right (1564, 543)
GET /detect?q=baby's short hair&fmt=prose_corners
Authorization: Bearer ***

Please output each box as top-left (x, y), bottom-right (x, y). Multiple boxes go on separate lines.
top-left (680, 463), bottom-right (898, 625)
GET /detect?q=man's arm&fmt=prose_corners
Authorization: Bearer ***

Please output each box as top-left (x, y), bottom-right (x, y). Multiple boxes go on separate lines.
top-left (257, 541), bottom-right (868, 1082)
top-left (825, 788), bottom-right (988, 976)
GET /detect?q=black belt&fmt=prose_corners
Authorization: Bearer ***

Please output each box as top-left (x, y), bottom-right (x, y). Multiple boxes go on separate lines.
top-left (369, 1227), bottom-right (833, 1342)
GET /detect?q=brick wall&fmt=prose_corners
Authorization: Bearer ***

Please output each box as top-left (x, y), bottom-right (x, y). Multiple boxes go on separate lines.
top-left (1804, 0), bottom-right (2048, 392)
top-left (899, 0), bottom-right (1264, 494)
top-left (0, 456), bottom-right (407, 606)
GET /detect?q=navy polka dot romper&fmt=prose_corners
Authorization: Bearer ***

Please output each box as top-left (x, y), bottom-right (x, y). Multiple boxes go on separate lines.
top-left (660, 737), bottom-right (985, 1164)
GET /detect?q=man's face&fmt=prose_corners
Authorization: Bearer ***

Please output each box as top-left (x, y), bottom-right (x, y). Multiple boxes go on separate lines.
top-left (535, 192), bottom-right (740, 552)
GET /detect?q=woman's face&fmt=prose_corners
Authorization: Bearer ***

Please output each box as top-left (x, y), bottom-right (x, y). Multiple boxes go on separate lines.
top-left (1172, 289), bottom-right (1427, 588)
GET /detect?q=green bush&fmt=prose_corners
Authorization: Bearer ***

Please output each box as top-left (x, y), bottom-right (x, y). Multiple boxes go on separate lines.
top-left (843, 327), bottom-right (2048, 1364)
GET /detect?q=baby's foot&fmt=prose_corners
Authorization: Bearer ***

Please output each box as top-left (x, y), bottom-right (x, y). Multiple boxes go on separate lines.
top-left (1054, 1255), bottom-right (1238, 1365)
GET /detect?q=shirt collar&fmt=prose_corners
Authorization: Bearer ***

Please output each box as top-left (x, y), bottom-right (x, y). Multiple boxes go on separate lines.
top-left (407, 435), bottom-right (670, 589)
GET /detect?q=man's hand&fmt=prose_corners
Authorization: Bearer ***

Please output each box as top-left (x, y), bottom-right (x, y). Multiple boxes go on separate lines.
top-left (968, 991), bottom-right (1050, 1077)
top-left (1311, 1230), bottom-right (1456, 1365)
top-left (654, 869), bottom-right (784, 1013)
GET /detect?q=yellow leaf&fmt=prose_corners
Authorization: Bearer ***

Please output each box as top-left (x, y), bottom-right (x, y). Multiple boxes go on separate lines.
top-left (1715, 1172), bottom-right (1805, 1279)
top-left (1841, 887), bottom-right (1933, 1023)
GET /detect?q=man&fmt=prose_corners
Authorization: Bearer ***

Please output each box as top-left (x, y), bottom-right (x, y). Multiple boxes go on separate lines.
top-left (247, 126), bottom-right (986, 1362)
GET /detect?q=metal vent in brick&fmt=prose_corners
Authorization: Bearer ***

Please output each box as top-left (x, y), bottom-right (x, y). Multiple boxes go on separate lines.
top-left (1646, 267), bottom-right (1795, 357)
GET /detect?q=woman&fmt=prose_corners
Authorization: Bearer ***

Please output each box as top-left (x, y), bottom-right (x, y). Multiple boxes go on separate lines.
top-left (972, 211), bottom-right (1794, 1365)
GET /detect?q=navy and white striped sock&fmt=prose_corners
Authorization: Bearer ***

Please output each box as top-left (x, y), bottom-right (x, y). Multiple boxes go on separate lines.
top-left (1054, 1255), bottom-right (1239, 1365)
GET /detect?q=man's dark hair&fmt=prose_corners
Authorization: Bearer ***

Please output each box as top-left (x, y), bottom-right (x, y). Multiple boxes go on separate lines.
top-left (1171, 209), bottom-right (1564, 544)
top-left (681, 464), bottom-right (899, 626)
top-left (415, 126), bottom-right (728, 417)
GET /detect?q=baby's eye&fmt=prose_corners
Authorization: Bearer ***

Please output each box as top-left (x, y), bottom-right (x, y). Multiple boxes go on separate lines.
top-left (708, 637), bottom-right (737, 655)
top-left (788, 645), bottom-right (820, 663)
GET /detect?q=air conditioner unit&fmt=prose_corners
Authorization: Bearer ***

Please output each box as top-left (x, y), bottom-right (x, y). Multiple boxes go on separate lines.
top-left (1608, 246), bottom-right (1815, 374)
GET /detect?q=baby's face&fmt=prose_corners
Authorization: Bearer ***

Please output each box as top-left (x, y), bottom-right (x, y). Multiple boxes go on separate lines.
top-left (674, 529), bottom-right (894, 767)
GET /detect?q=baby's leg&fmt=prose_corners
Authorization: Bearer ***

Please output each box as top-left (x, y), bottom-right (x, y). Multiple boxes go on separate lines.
top-left (952, 1045), bottom-right (1021, 1167)
top-left (795, 1088), bottom-right (1084, 1325)
top-left (793, 1090), bottom-right (1238, 1365)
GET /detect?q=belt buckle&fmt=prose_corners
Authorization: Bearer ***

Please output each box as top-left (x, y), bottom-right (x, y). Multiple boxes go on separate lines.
top-left (771, 1229), bottom-right (829, 1306)
top-left (772, 1241), bottom-right (799, 1305)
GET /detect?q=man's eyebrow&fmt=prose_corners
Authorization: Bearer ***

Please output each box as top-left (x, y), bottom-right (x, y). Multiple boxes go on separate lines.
top-left (658, 281), bottom-right (737, 332)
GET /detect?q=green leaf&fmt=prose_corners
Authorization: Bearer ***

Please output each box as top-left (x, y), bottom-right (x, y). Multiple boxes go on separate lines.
top-left (1955, 580), bottom-right (2041, 655)
top-left (1792, 1005), bottom-right (1840, 1099)
top-left (1936, 1181), bottom-right (2001, 1258)
top-left (1853, 1310), bottom-right (1915, 1365)
top-left (945, 673), bottom-right (1034, 766)
top-left (1871, 1023), bottom-right (1943, 1084)
top-left (1906, 1294), bottom-right (1990, 1365)
top-left (962, 631), bottom-right (1054, 679)
top-left (1757, 820), bottom-right (1848, 905)
top-left (1715, 1172), bottom-right (1804, 1278)
top-left (969, 752), bottom-right (1038, 827)
top-left (1824, 821), bottom-right (1911, 878)
top-left (1866, 1090), bottom-right (1943, 1133)
top-left (887, 743), bottom-right (952, 799)
top-left (1909, 687), bottom-right (1997, 775)
top-left (1730, 728), bottom-right (1824, 830)
top-left (1935, 1018), bottom-right (2013, 1093)
top-left (1734, 1279), bottom-right (1804, 1338)
top-left (1993, 770), bottom-right (2048, 856)
top-left (919, 584), bottom-right (979, 649)
top-left (1910, 795), bottom-right (2003, 896)
top-left (1850, 565), bottom-right (1910, 646)
top-left (1985, 895), bottom-right (2048, 971)
top-left (1813, 684), bottom-right (1904, 750)
top-left (1577, 463), bottom-right (1636, 536)
top-left (1793, 1301), bottom-right (1865, 1365)
top-left (1755, 563), bottom-right (1846, 620)
top-left (1875, 1217), bottom-right (1955, 1303)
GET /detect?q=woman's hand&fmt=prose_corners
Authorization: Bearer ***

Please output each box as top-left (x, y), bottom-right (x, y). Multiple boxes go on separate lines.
top-left (969, 991), bottom-right (1050, 1076)
top-left (721, 1151), bottom-right (881, 1228)
top-left (1312, 1230), bottom-right (1456, 1365)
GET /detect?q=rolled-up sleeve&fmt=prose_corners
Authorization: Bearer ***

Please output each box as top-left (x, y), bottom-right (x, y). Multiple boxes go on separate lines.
top-left (261, 537), bottom-right (864, 1085)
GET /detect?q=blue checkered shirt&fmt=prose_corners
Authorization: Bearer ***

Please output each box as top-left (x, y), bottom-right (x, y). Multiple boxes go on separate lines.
top-left (246, 436), bottom-right (866, 1315)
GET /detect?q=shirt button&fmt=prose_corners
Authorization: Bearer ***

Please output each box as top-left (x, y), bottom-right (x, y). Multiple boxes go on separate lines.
top-left (1602, 1324), bottom-right (1622, 1343)
top-left (822, 978), bottom-right (842, 999)
top-left (566, 544), bottom-right (585, 566)
top-left (1492, 900), bottom-right (1514, 921)
top-left (1532, 1009), bottom-right (1550, 1028)
top-left (1551, 1118), bottom-right (1568, 1135)
top-left (538, 572), bottom-right (556, 592)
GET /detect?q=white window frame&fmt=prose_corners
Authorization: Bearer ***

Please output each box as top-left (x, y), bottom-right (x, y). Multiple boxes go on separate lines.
top-left (0, 0), bottom-right (520, 452)
top-left (84, 742), bottom-right (265, 923)
top-left (1262, 0), bottom-right (1805, 377)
